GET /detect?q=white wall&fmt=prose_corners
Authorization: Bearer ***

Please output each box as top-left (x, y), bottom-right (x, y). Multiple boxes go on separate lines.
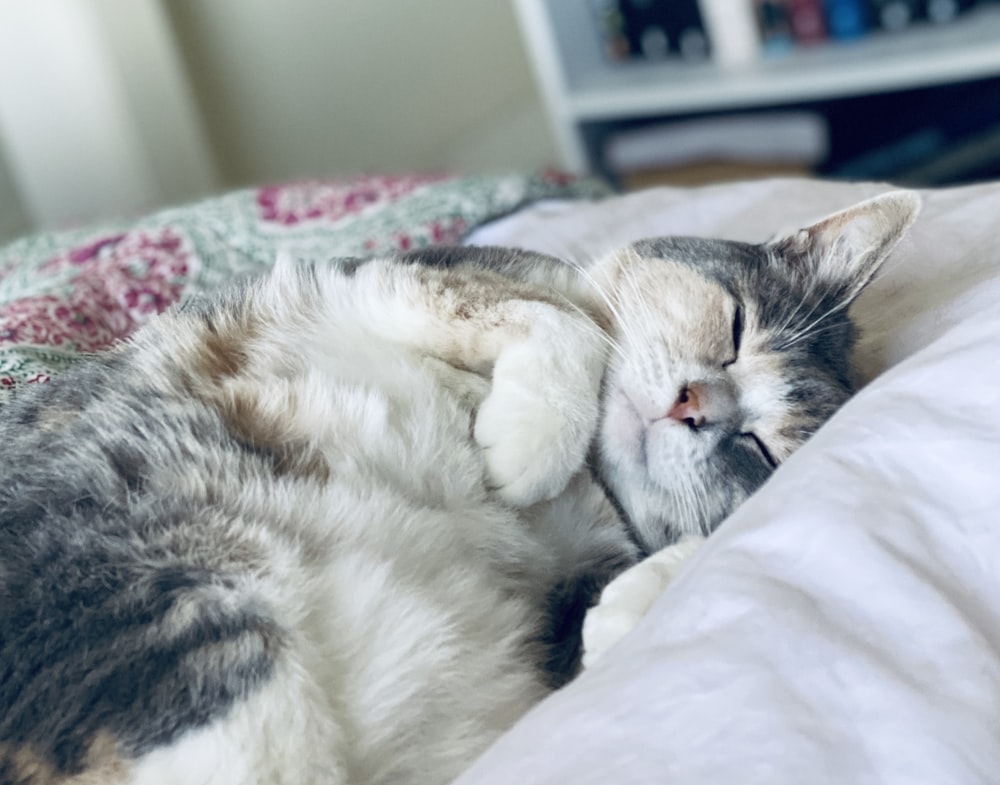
top-left (164, 0), bottom-right (557, 186)
top-left (0, 0), bottom-right (216, 235)
top-left (0, 151), bottom-right (29, 243)
top-left (90, 0), bottom-right (219, 205)
top-left (0, 1), bottom-right (159, 229)
top-left (0, 0), bottom-right (556, 240)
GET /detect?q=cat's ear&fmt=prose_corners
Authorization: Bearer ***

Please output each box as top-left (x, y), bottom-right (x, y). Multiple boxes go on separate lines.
top-left (767, 190), bottom-right (921, 301)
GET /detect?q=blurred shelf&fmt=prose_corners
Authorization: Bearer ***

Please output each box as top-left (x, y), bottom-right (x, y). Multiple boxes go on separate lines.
top-left (571, 10), bottom-right (1000, 118)
top-left (513, 0), bottom-right (1000, 173)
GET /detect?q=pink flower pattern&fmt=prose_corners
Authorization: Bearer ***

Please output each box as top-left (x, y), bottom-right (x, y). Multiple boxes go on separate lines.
top-left (0, 171), bottom-right (603, 403)
top-left (362, 217), bottom-right (467, 254)
top-left (1, 228), bottom-right (193, 353)
top-left (257, 173), bottom-right (449, 225)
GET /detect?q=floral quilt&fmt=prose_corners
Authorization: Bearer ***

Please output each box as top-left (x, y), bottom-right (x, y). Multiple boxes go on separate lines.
top-left (0, 170), bottom-right (609, 405)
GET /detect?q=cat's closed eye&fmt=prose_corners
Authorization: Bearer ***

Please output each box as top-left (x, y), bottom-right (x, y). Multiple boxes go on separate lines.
top-left (740, 432), bottom-right (777, 468)
top-left (723, 304), bottom-right (743, 368)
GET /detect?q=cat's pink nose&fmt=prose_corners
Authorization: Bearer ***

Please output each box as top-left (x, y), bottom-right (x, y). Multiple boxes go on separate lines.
top-left (667, 380), bottom-right (740, 429)
top-left (667, 384), bottom-right (707, 428)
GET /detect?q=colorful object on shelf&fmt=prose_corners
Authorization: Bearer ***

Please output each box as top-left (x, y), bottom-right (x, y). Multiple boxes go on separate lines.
top-left (825, 0), bottom-right (870, 38)
top-left (787, 0), bottom-right (830, 41)
top-left (926, 0), bottom-right (965, 23)
top-left (598, 0), bottom-right (987, 66)
top-left (595, 0), bottom-right (711, 62)
top-left (755, 0), bottom-right (796, 54)
top-left (871, 0), bottom-right (920, 30)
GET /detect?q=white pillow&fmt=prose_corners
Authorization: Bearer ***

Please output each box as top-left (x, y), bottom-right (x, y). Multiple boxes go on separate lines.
top-left (457, 178), bottom-right (1000, 785)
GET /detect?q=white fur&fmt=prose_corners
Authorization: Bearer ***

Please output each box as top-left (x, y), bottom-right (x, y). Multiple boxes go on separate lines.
top-left (582, 535), bottom-right (706, 669)
top-left (474, 303), bottom-right (605, 505)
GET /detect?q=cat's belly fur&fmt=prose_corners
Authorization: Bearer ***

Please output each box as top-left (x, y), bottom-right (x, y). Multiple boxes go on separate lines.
top-left (230, 352), bottom-right (557, 784)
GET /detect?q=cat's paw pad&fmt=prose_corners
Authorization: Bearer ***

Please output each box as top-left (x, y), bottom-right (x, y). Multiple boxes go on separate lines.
top-left (474, 377), bottom-right (596, 508)
top-left (582, 535), bottom-right (705, 668)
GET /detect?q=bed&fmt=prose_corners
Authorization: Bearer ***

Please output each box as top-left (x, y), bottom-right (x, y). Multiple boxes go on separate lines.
top-left (3, 171), bottom-right (998, 783)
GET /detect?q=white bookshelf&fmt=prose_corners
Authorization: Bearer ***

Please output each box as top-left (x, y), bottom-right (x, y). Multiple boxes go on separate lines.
top-left (512, 0), bottom-right (1000, 172)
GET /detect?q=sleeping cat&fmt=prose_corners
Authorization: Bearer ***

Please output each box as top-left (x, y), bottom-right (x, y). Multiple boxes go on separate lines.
top-left (0, 191), bottom-right (918, 785)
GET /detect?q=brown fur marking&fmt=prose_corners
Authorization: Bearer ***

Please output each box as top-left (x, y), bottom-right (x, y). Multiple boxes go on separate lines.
top-left (0, 733), bottom-right (130, 785)
top-left (189, 311), bottom-right (259, 383)
top-left (221, 385), bottom-right (332, 483)
top-left (171, 308), bottom-right (331, 484)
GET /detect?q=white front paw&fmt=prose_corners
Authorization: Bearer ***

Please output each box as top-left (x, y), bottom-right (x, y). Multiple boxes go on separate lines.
top-left (474, 373), bottom-right (596, 508)
top-left (474, 307), bottom-right (606, 509)
top-left (582, 535), bottom-right (705, 668)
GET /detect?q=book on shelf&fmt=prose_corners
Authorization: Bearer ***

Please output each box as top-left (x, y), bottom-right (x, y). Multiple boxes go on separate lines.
top-left (752, 0), bottom-right (981, 53)
top-left (592, 0), bottom-right (711, 63)
top-left (925, 0), bottom-right (975, 24)
top-left (870, 0), bottom-right (921, 30)
top-left (824, 0), bottom-right (871, 39)
top-left (754, 0), bottom-right (795, 54)
top-left (592, 0), bottom-right (987, 67)
top-left (786, 0), bottom-right (829, 41)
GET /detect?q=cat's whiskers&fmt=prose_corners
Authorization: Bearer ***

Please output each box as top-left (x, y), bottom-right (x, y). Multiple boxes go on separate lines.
top-left (676, 475), bottom-right (706, 538)
top-left (615, 261), bottom-right (659, 365)
top-left (775, 296), bottom-right (854, 351)
top-left (784, 261), bottom-right (895, 350)
top-left (581, 268), bottom-right (646, 370)
top-left (769, 252), bottom-right (827, 341)
top-left (558, 259), bottom-right (629, 364)
top-left (609, 277), bottom-right (651, 363)
top-left (691, 483), bottom-right (709, 537)
top-left (696, 499), bottom-right (711, 537)
top-left (555, 295), bottom-right (627, 364)
top-left (621, 261), bottom-right (660, 340)
top-left (559, 256), bottom-right (620, 320)
top-left (782, 287), bottom-right (830, 343)
top-left (778, 318), bottom-right (850, 350)
top-left (673, 482), bottom-right (692, 535)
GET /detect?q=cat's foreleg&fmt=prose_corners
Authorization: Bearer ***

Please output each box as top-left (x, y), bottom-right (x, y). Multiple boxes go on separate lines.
top-left (581, 535), bottom-right (705, 668)
top-left (471, 301), bottom-right (606, 507)
top-left (369, 262), bottom-right (608, 508)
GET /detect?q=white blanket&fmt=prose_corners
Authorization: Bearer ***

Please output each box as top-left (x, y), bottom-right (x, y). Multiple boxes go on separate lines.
top-left (458, 179), bottom-right (1000, 785)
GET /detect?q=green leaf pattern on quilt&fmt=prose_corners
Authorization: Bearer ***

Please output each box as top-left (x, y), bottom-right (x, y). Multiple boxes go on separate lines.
top-left (0, 171), bottom-right (609, 405)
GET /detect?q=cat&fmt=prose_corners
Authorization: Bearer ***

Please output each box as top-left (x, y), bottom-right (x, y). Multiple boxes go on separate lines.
top-left (0, 190), bottom-right (918, 785)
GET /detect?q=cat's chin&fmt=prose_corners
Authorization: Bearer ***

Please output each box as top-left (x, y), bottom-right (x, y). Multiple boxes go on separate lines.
top-left (600, 406), bottom-right (717, 549)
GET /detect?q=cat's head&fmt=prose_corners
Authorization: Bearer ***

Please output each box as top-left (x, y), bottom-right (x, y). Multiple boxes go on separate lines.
top-left (592, 191), bottom-right (920, 553)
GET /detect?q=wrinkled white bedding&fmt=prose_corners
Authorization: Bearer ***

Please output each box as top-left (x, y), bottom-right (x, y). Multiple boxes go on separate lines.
top-left (460, 179), bottom-right (1000, 785)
